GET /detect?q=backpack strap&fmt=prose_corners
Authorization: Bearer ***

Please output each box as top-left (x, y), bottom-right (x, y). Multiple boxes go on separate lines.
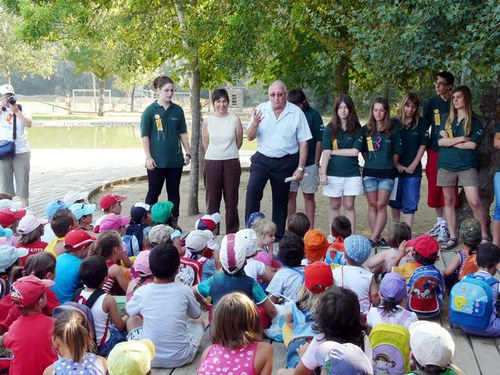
top-left (86, 288), bottom-right (106, 309)
top-left (12, 113), bottom-right (17, 141)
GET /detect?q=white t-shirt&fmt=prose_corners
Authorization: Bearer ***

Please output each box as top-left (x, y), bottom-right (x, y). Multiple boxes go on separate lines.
top-left (266, 266), bottom-right (305, 301)
top-left (0, 106), bottom-right (30, 154)
top-left (367, 305), bottom-right (418, 329)
top-left (244, 258), bottom-right (266, 281)
top-left (333, 265), bottom-right (374, 314)
top-left (126, 282), bottom-right (202, 367)
top-left (78, 290), bottom-right (109, 344)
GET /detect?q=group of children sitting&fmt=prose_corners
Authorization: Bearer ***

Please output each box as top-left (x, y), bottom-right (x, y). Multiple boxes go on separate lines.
top-left (0, 189), bottom-right (499, 375)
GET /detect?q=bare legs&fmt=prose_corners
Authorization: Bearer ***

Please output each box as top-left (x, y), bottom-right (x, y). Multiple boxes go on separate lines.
top-left (328, 196), bottom-right (356, 232)
top-left (367, 190), bottom-right (391, 242)
top-left (288, 192), bottom-right (316, 228)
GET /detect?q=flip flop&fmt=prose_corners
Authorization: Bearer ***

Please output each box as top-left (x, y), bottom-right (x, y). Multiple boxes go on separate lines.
top-left (440, 237), bottom-right (458, 251)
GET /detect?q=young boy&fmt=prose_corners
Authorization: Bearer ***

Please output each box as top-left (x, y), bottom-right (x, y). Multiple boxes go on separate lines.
top-left (107, 339), bottom-right (155, 375)
top-left (332, 234), bottom-right (380, 318)
top-left (45, 208), bottom-right (78, 257)
top-left (325, 215), bottom-right (352, 265)
top-left (304, 229), bottom-right (329, 263)
top-left (69, 202), bottom-right (96, 232)
top-left (0, 275), bottom-right (57, 374)
top-left (41, 199), bottom-right (70, 243)
top-left (0, 207), bottom-right (26, 246)
top-left (126, 243), bottom-right (205, 368)
top-left (126, 202), bottom-right (153, 253)
top-left (177, 229), bottom-right (214, 286)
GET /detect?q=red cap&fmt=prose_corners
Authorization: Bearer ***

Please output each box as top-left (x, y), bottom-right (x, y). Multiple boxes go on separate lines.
top-left (64, 228), bottom-right (96, 252)
top-left (305, 261), bottom-right (334, 293)
top-left (406, 234), bottom-right (439, 258)
top-left (11, 275), bottom-right (55, 307)
top-left (99, 194), bottom-right (127, 211)
top-left (0, 208), bottom-right (26, 227)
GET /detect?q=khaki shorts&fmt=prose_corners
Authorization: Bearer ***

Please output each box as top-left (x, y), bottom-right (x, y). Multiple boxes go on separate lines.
top-left (290, 164), bottom-right (319, 194)
top-left (437, 168), bottom-right (478, 187)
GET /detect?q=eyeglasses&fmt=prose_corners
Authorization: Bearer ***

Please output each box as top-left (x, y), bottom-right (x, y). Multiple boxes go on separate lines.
top-left (374, 135), bottom-right (382, 151)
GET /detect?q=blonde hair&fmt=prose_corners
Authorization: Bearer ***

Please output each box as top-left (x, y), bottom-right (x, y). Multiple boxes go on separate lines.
top-left (296, 285), bottom-right (323, 313)
top-left (396, 93), bottom-right (420, 129)
top-left (211, 292), bottom-right (262, 349)
top-left (53, 310), bottom-right (95, 363)
top-left (445, 85), bottom-right (474, 137)
top-left (252, 218), bottom-right (277, 239)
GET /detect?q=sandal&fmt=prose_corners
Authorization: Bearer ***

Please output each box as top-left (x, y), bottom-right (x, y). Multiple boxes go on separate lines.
top-left (441, 237), bottom-right (458, 251)
top-left (481, 237), bottom-right (491, 244)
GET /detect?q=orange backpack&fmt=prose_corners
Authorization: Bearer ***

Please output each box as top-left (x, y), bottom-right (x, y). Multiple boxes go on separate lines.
top-left (459, 253), bottom-right (478, 280)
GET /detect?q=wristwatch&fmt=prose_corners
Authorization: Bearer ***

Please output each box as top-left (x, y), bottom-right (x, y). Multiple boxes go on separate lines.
top-left (297, 167), bottom-right (304, 172)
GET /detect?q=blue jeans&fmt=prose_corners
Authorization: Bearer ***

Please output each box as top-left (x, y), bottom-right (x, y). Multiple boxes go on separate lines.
top-left (389, 176), bottom-right (422, 214)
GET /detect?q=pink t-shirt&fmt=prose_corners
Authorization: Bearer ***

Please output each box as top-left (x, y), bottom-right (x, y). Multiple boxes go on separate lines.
top-left (255, 249), bottom-right (272, 266)
top-left (199, 342), bottom-right (257, 375)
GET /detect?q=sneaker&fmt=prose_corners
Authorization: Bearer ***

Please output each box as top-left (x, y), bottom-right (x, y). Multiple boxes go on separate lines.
top-left (437, 225), bottom-right (450, 243)
top-left (377, 238), bottom-right (389, 248)
top-left (369, 239), bottom-right (377, 248)
top-left (427, 222), bottom-right (441, 237)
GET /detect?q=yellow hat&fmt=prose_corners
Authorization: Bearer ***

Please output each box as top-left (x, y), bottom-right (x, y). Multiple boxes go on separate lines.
top-left (107, 339), bottom-right (155, 375)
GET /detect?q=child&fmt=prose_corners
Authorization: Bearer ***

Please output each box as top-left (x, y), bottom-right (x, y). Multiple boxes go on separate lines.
top-left (75, 255), bottom-right (128, 355)
top-left (177, 229), bottom-right (214, 286)
top-left (99, 213), bottom-right (131, 236)
top-left (53, 228), bottom-right (95, 303)
top-left (408, 321), bottom-right (463, 374)
top-left (242, 228), bottom-right (273, 284)
top-left (126, 243), bottom-right (205, 368)
top-left (69, 202), bottom-right (96, 232)
top-left (0, 207), bottom-right (26, 246)
top-left (94, 193), bottom-right (127, 233)
top-left (266, 232), bottom-right (306, 303)
top-left (366, 221), bottom-right (412, 276)
top-left (151, 200), bottom-right (174, 225)
top-left (199, 292), bottom-right (274, 375)
top-left (43, 310), bottom-right (107, 375)
top-left (62, 190), bottom-right (89, 205)
top-left (126, 250), bottom-right (154, 302)
top-left (366, 272), bottom-right (418, 329)
top-left (45, 208), bottom-right (78, 257)
top-left (247, 211), bottom-right (265, 229)
top-left (0, 275), bottom-right (58, 374)
top-left (313, 341), bottom-right (373, 375)
top-left (42, 200), bottom-right (70, 244)
top-left (392, 234), bottom-right (439, 282)
top-left (107, 339), bottom-right (155, 375)
top-left (304, 229), bottom-right (329, 263)
top-left (253, 217), bottom-right (279, 269)
top-left (126, 202), bottom-right (153, 253)
top-left (332, 234), bottom-right (380, 318)
top-left (325, 215), bottom-right (352, 266)
top-left (276, 286), bottom-right (370, 375)
top-left (16, 214), bottom-right (48, 265)
top-left (287, 212), bottom-right (310, 238)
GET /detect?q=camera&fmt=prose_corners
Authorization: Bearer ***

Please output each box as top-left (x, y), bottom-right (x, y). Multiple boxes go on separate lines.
top-left (7, 95), bottom-right (16, 105)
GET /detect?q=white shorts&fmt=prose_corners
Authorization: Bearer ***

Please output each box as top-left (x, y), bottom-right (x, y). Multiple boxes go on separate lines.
top-left (322, 176), bottom-right (363, 198)
top-left (290, 164), bottom-right (319, 194)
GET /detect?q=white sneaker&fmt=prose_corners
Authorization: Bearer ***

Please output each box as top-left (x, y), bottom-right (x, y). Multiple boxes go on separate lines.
top-left (427, 222), bottom-right (441, 237)
top-left (437, 226), bottom-right (450, 243)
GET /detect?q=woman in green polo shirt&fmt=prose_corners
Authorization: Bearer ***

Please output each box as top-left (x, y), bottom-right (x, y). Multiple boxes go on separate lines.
top-left (361, 97), bottom-right (401, 248)
top-left (437, 85), bottom-right (488, 250)
top-left (320, 94), bottom-right (363, 232)
top-left (141, 76), bottom-right (192, 229)
top-left (389, 93), bottom-right (428, 229)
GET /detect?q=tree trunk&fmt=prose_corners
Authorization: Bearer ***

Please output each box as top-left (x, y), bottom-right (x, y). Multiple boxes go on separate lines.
top-left (130, 87), bottom-right (135, 112)
top-left (97, 78), bottom-right (106, 116)
top-left (187, 58), bottom-right (201, 216)
top-left (334, 54), bottom-right (349, 95)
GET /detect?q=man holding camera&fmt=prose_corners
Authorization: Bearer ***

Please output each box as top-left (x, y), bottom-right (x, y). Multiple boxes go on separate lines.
top-left (0, 84), bottom-right (32, 207)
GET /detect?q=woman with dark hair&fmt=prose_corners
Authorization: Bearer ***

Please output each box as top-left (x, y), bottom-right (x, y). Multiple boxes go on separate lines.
top-left (141, 76), bottom-right (191, 230)
top-left (362, 97), bottom-right (401, 248)
top-left (202, 88), bottom-right (243, 234)
top-left (437, 85), bottom-right (488, 250)
top-left (389, 93), bottom-right (428, 229)
top-left (320, 94), bottom-right (363, 232)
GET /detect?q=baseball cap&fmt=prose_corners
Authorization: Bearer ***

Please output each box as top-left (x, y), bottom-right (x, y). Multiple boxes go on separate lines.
top-left (99, 193), bottom-right (127, 211)
top-left (304, 230), bottom-right (329, 262)
top-left (459, 218), bottom-right (482, 247)
top-left (220, 233), bottom-right (246, 274)
top-left (0, 199), bottom-right (21, 210)
top-left (236, 229), bottom-right (258, 257)
top-left (0, 225), bottom-right (13, 238)
top-left (130, 203), bottom-right (151, 224)
top-left (148, 224), bottom-right (174, 245)
top-left (10, 275), bottom-right (55, 308)
top-left (247, 212), bottom-right (265, 228)
top-left (409, 321), bottom-right (455, 369)
top-left (0, 208), bottom-right (26, 227)
top-left (99, 214), bottom-right (131, 232)
top-left (344, 235), bottom-right (372, 264)
top-left (107, 339), bottom-right (155, 375)
top-left (17, 214), bottom-right (48, 235)
top-left (0, 245), bottom-right (28, 272)
top-left (64, 228), bottom-right (96, 252)
top-left (380, 272), bottom-right (407, 302)
top-left (316, 341), bottom-right (373, 375)
top-left (69, 203), bottom-right (96, 221)
top-left (0, 84), bottom-right (15, 95)
top-left (185, 230), bottom-right (213, 253)
top-left (151, 201), bottom-right (174, 224)
top-left (62, 190), bottom-right (89, 204)
top-left (132, 250), bottom-right (152, 277)
top-left (45, 200), bottom-right (70, 219)
top-left (305, 261), bottom-right (334, 293)
top-left (406, 234), bottom-right (439, 258)
top-left (195, 213), bottom-right (221, 231)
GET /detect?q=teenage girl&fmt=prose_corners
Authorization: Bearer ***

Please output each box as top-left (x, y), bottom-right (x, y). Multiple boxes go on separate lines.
top-left (252, 218), bottom-right (280, 270)
top-left (43, 310), bottom-right (107, 375)
top-left (438, 85), bottom-right (489, 250)
top-left (320, 94), bottom-right (363, 232)
top-left (198, 292), bottom-right (274, 375)
top-left (389, 93), bottom-right (428, 229)
top-left (362, 97), bottom-right (402, 248)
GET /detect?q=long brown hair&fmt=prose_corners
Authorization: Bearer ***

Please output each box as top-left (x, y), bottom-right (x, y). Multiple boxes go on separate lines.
top-left (445, 85), bottom-right (473, 136)
top-left (396, 93), bottom-right (421, 129)
top-left (329, 93), bottom-right (361, 141)
top-left (366, 97), bottom-right (392, 137)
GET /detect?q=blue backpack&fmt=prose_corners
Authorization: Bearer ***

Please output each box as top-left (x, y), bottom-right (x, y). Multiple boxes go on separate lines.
top-left (286, 304), bottom-right (315, 368)
top-left (450, 274), bottom-right (498, 330)
top-left (406, 265), bottom-right (444, 318)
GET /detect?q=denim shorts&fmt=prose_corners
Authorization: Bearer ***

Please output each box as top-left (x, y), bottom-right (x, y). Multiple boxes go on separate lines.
top-left (363, 176), bottom-right (394, 193)
top-left (494, 172), bottom-right (500, 221)
top-left (389, 176), bottom-right (422, 214)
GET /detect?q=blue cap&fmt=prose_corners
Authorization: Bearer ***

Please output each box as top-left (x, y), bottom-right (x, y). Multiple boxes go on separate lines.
top-left (246, 212), bottom-right (265, 228)
top-left (0, 225), bottom-right (13, 238)
top-left (45, 200), bottom-right (70, 220)
top-left (70, 203), bottom-right (96, 220)
top-left (344, 235), bottom-right (372, 264)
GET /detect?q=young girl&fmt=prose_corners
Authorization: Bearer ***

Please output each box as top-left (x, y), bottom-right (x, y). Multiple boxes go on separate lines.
top-left (252, 218), bottom-right (280, 271)
top-left (365, 221), bottom-right (412, 276)
top-left (242, 229), bottom-right (274, 284)
top-left (198, 292), bottom-right (274, 375)
top-left (43, 310), bottom-right (107, 375)
top-left (366, 272), bottom-right (418, 330)
top-left (320, 94), bottom-right (363, 232)
top-left (126, 250), bottom-right (154, 302)
top-left (362, 97), bottom-right (402, 248)
top-left (15, 214), bottom-right (48, 265)
top-left (389, 93), bottom-right (428, 229)
top-left (438, 85), bottom-right (489, 250)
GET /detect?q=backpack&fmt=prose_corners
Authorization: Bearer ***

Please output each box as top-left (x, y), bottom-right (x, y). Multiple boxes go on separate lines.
top-left (124, 223), bottom-right (146, 256)
top-left (458, 254), bottom-right (478, 280)
top-left (369, 323), bottom-right (411, 375)
top-left (285, 304), bottom-right (315, 368)
top-left (406, 265), bottom-right (443, 318)
top-left (449, 274), bottom-right (498, 330)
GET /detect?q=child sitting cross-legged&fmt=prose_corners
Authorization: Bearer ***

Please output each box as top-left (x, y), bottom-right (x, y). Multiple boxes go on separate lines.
top-left (325, 215), bottom-right (352, 266)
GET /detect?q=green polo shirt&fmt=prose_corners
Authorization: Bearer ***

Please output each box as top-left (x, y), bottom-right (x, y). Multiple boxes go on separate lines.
top-left (140, 101), bottom-right (187, 168)
top-left (362, 124), bottom-right (402, 170)
top-left (393, 117), bottom-right (428, 177)
top-left (438, 115), bottom-right (483, 171)
top-left (304, 107), bottom-right (324, 166)
top-left (424, 95), bottom-right (451, 152)
top-left (322, 125), bottom-right (362, 177)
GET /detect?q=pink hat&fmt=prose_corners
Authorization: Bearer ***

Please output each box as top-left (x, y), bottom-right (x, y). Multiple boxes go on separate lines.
top-left (99, 214), bottom-right (131, 232)
top-left (11, 275), bottom-right (55, 307)
top-left (132, 250), bottom-right (152, 277)
top-left (17, 214), bottom-right (47, 235)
